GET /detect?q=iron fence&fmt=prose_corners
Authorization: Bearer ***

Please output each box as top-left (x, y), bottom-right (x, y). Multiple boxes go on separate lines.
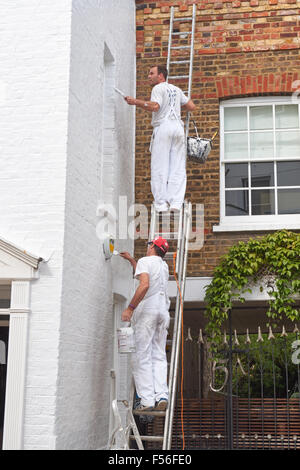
top-left (172, 312), bottom-right (300, 450)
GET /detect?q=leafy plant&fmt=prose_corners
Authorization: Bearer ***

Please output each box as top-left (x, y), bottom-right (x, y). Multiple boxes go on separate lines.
top-left (204, 231), bottom-right (300, 339)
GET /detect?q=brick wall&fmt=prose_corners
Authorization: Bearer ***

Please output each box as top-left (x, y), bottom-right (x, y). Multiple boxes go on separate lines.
top-left (0, 0), bottom-right (135, 450)
top-left (135, 0), bottom-right (300, 276)
top-left (56, 0), bottom-right (136, 450)
top-left (0, 0), bottom-right (72, 449)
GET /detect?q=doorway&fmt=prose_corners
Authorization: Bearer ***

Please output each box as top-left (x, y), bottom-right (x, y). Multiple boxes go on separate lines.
top-left (0, 284), bottom-right (10, 449)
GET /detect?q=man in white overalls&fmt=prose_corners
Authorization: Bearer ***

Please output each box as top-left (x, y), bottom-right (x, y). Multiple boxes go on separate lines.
top-left (121, 236), bottom-right (170, 411)
top-left (125, 65), bottom-right (196, 212)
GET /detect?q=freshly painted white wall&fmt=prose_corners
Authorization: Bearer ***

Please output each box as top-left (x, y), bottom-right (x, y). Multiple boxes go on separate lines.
top-left (56, 0), bottom-right (136, 450)
top-left (0, 0), bottom-right (72, 449)
top-left (0, 0), bottom-right (135, 450)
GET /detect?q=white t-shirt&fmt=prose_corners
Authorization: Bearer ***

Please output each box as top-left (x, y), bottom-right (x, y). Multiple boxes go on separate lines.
top-left (134, 255), bottom-right (170, 309)
top-left (150, 82), bottom-right (189, 127)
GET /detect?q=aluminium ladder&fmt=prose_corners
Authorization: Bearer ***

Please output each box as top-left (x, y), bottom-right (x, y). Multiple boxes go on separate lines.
top-left (107, 203), bottom-right (192, 450)
top-left (131, 202), bottom-right (192, 450)
top-left (167, 3), bottom-right (196, 138)
top-left (131, 6), bottom-right (197, 446)
top-left (108, 6), bottom-right (196, 451)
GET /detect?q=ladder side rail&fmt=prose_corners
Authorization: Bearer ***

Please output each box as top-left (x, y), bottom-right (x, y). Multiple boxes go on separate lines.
top-left (163, 204), bottom-right (189, 449)
top-left (125, 407), bottom-right (145, 450)
top-left (166, 6), bottom-right (175, 82)
top-left (125, 371), bottom-right (145, 450)
top-left (162, 263), bottom-right (184, 449)
top-left (164, 204), bottom-right (190, 450)
top-left (185, 4), bottom-right (196, 140)
top-left (165, 202), bottom-right (192, 449)
top-left (107, 400), bottom-right (129, 450)
top-left (149, 204), bottom-right (157, 241)
top-left (164, 211), bottom-right (185, 407)
top-left (107, 370), bottom-right (129, 449)
top-left (187, 4), bottom-right (196, 99)
top-left (162, 217), bottom-right (186, 448)
top-left (175, 206), bottom-right (184, 273)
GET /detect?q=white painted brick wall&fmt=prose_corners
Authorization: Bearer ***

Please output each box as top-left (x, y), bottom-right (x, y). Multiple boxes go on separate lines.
top-left (0, 0), bottom-right (135, 450)
top-left (0, 0), bottom-right (72, 450)
top-left (55, 0), bottom-right (136, 450)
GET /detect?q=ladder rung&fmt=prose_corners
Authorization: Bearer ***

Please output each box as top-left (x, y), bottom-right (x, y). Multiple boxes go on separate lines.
top-left (168, 75), bottom-right (189, 79)
top-left (171, 45), bottom-right (191, 50)
top-left (172, 31), bottom-right (192, 36)
top-left (173, 17), bottom-right (193, 22)
top-left (133, 410), bottom-right (166, 417)
top-left (130, 435), bottom-right (163, 442)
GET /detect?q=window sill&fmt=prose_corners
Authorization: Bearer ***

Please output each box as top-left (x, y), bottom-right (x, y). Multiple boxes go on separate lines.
top-left (213, 221), bottom-right (300, 232)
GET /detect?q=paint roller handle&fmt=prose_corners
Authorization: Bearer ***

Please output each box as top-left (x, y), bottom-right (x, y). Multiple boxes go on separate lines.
top-left (211, 130), bottom-right (218, 141)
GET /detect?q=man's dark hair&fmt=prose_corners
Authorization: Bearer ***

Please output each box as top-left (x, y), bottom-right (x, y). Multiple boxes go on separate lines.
top-left (156, 65), bottom-right (168, 80)
top-left (153, 244), bottom-right (165, 259)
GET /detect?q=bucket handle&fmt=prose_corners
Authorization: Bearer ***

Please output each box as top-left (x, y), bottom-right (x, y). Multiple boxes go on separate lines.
top-left (191, 120), bottom-right (199, 139)
top-left (191, 120), bottom-right (219, 142)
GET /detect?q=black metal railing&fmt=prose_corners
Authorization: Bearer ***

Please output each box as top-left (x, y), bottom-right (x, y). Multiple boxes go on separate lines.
top-left (170, 312), bottom-right (300, 450)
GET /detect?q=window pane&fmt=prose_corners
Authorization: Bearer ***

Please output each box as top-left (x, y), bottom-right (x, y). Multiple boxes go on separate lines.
top-left (251, 162), bottom-right (274, 187)
top-left (250, 132), bottom-right (274, 158)
top-left (225, 190), bottom-right (249, 216)
top-left (278, 189), bottom-right (300, 214)
top-left (224, 133), bottom-right (248, 160)
top-left (225, 163), bottom-right (248, 188)
top-left (277, 161), bottom-right (300, 186)
top-left (224, 107), bottom-right (247, 131)
top-left (276, 131), bottom-right (300, 158)
top-left (251, 189), bottom-right (275, 215)
top-left (275, 104), bottom-right (299, 129)
top-left (250, 106), bottom-right (273, 130)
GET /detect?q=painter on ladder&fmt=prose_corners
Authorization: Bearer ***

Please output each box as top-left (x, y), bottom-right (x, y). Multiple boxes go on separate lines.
top-left (120, 236), bottom-right (170, 412)
top-left (125, 65), bottom-right (196, 212)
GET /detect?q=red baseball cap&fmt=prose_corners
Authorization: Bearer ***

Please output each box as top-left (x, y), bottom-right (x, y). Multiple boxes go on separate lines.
top-left (151, 236), bottom-right (169, 254)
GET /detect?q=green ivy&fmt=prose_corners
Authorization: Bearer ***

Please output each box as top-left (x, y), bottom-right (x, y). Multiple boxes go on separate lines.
top-left (204, 230), bottom-right (300, 338)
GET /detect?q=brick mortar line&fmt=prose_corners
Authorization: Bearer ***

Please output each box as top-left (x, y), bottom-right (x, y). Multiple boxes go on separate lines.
top-left (137, 8), bottom-right (300, 22)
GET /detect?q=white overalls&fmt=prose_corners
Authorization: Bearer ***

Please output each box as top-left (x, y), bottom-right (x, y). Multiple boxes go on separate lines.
top-left (150, 82), bottom-right (189, 212)
top-left (131, 256), bottom-right (170, 407)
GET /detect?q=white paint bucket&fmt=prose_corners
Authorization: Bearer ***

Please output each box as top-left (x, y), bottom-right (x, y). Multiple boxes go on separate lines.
top-left (117, 326), bottom-right (136, 354)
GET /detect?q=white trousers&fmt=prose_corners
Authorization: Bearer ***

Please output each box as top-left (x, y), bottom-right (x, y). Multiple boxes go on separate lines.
top-left (131, 300), bottom-right (170, 407)
top-left (150, 119), bottom-right (186, 212)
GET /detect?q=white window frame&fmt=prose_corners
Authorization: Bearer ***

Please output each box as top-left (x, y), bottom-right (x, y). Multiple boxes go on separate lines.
top-left (214, 96), bottom-right (300, 232)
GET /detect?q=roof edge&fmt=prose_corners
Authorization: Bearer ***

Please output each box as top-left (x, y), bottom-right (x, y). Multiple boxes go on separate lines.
top-left (0, 237), bottom-right (43, 269)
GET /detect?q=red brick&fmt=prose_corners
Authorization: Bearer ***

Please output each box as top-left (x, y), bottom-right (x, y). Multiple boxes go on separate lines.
top-left (216, 81), bottom-right (223, 97)
top-left (226, 47), bottom-right (242, 53)
top-left (135, 0), bottom-right (300, 276)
